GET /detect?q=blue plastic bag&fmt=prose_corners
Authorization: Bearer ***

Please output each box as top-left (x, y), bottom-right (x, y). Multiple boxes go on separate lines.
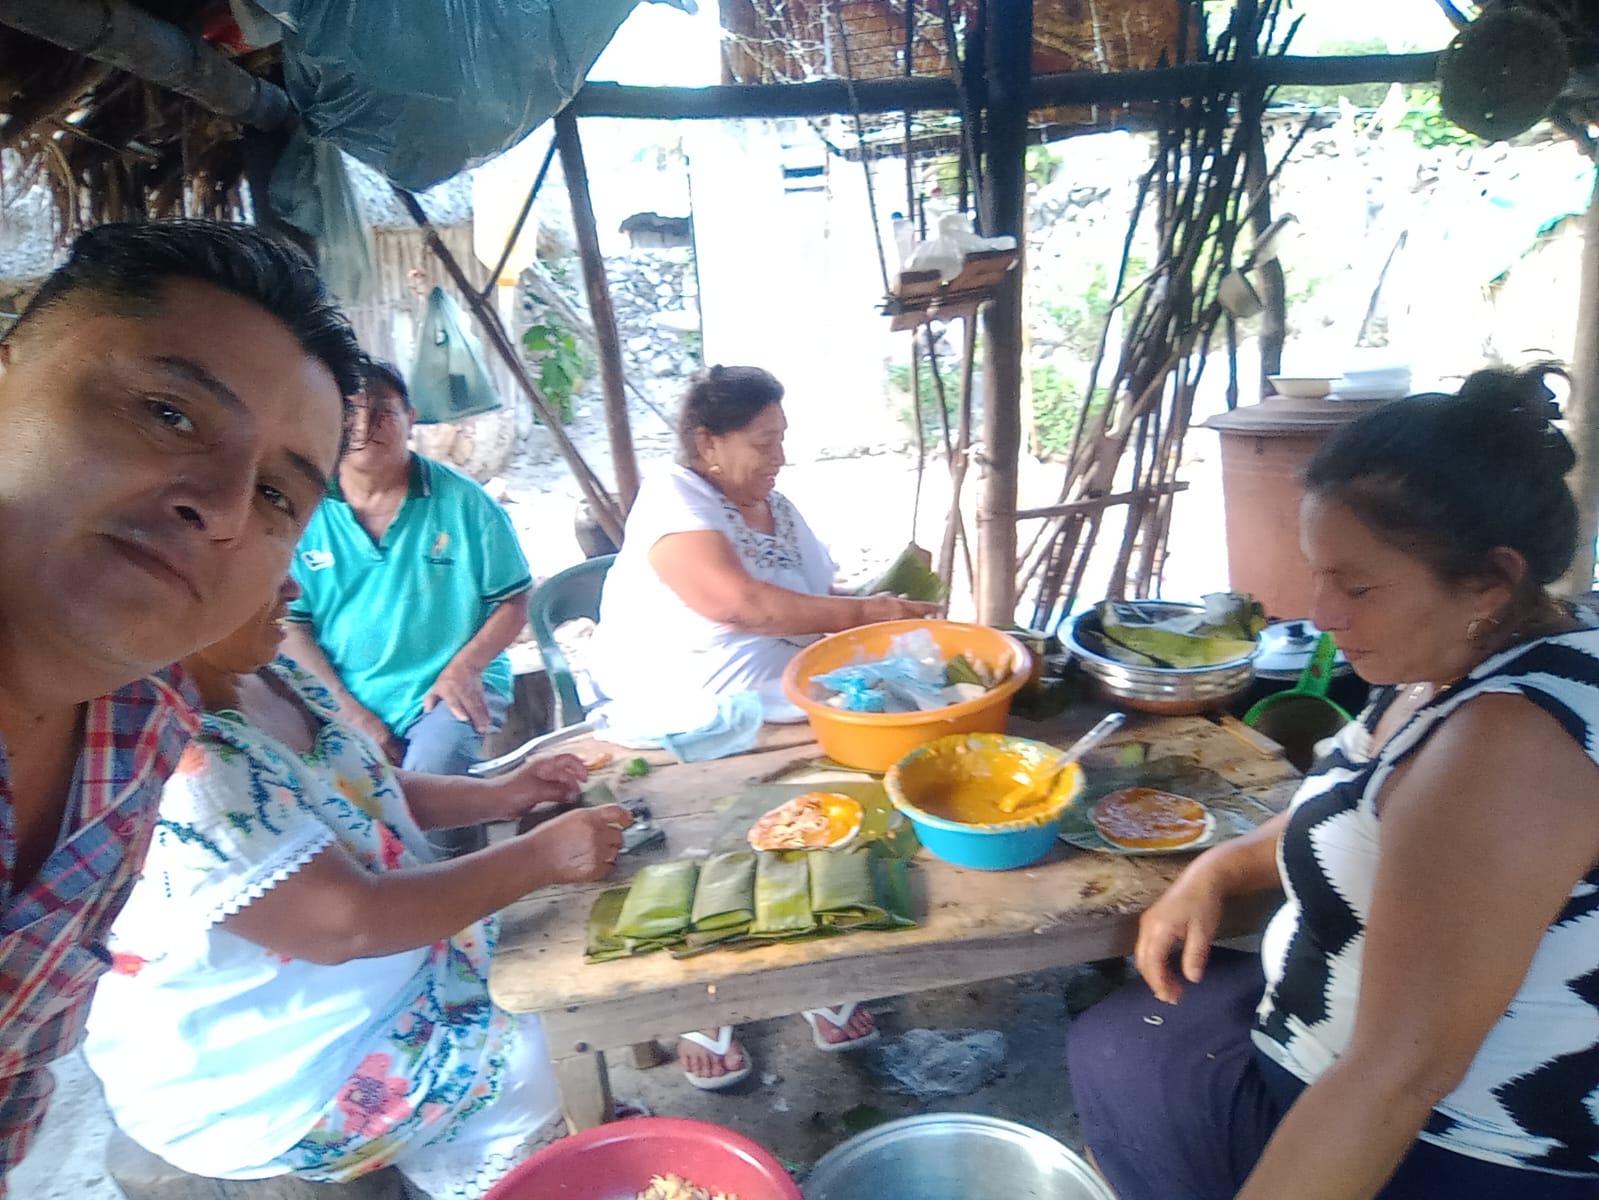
top-left (812, 630), bottom-right (961, 714)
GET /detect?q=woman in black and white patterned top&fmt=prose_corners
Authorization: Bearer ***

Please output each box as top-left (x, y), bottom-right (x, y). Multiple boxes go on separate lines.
top-left (1068, 364), bottom-right (1599, 1200)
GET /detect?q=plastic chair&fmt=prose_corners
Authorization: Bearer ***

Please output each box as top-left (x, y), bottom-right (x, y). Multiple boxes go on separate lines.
top-left (529, 554), bottom-right (615, 729)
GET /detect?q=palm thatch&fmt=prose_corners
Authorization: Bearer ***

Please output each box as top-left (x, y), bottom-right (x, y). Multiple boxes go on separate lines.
top-left (0, 1), bottom-right (276, 229)
top-left (720, 0), bottom-right (1180, 130)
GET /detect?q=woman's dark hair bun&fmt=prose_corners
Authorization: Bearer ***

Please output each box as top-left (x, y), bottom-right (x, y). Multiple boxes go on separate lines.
top-left (1305, 361), bottom-right (1580, 587)
top-left (1457, 362), bottom-right (1576, 475)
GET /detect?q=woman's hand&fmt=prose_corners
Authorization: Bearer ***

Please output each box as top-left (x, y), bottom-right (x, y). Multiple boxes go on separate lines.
top-left (859, 593), bottom-right (944, 624)
top-left (1135, 855), bottom-right (1229, 1004)
top-left (498, 753), bottom-right (588, 820)
top-left (524, 805), bottom-right (633, 885)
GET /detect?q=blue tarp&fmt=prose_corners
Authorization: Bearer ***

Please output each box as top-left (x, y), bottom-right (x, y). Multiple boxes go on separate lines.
top-left (260, 0), bottom-right (687, 191)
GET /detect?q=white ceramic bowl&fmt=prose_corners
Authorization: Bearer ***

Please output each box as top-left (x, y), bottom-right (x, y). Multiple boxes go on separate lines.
top-left (1268, 375), bottom-right (1336, 399)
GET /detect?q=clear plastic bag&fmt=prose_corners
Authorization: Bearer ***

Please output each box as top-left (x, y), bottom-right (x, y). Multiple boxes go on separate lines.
top-left (867, 1028), bottom-right (1008, 1098)
top-left (409, 287), bottom-right (502, 424)
top-left (811, 629), bottom-right (955, 713)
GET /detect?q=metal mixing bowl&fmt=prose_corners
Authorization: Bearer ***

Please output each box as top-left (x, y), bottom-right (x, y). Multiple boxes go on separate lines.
top-left (804, 1114), bottom-right (1114, 1200)
top-left (1066, 600), bottom-right (1259, 716)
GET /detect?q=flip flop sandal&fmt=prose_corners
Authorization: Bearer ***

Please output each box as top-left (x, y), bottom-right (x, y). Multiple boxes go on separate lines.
top-left (802, 1003), bottom-right (882, 1053)
top-left (678, 1027), bottom-right (752, 1091)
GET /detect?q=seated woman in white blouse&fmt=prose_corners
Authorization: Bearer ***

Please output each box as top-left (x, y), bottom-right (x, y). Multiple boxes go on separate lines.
top-left (590, 364), bottom-right (938, 1090)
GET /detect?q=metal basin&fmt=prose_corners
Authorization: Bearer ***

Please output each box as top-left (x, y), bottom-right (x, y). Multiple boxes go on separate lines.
top-left (804, 1114), bottom-right (1114, 1200)
top-left (1066, 601), bottom-right (1258, 716)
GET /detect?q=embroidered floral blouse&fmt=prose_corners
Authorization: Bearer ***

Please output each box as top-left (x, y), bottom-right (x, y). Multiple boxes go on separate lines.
top-left (81, 658), bottom-right (505, 1179)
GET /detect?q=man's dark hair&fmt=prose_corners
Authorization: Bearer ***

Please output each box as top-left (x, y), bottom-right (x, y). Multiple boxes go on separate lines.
top-left (9, 220), bottom-right (364, 399)
top-left (360, 357), bottom-right (412, 410)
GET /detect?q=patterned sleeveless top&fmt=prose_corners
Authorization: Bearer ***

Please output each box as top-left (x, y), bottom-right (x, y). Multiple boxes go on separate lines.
top-left (1253, 628), bottom-right (1599, 1176)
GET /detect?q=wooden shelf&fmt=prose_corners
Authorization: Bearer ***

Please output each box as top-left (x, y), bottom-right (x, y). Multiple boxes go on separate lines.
top-left (881, 249), bottom-right (1019, 331)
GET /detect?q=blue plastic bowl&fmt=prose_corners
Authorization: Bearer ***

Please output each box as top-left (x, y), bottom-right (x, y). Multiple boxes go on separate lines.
top-left (884, 733), bottom-right (1085, 871)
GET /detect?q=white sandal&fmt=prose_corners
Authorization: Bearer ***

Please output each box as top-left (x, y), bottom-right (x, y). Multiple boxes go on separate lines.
top-left (801, 1003), bottom-right (881, 1053)
top-left (678, 1027), bottom-right (752, 1091)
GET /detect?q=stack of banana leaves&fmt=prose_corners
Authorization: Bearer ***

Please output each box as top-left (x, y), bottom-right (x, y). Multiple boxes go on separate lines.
top-left (1094, 593), bottom-right (1265, 668)
top-left (585, 782), bottom-right (918, 963)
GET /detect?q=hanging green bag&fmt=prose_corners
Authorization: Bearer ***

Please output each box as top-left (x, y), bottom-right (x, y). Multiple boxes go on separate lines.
top-left (408, 286), bottom-right (502, 424)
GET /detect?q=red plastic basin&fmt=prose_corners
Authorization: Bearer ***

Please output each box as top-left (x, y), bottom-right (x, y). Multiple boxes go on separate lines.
top-left (484, 1118), bottom-right (803, 1200)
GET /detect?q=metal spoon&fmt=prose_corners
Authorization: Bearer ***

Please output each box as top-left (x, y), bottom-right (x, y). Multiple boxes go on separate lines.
top-left (997, 712), bottom-right (1128, 814)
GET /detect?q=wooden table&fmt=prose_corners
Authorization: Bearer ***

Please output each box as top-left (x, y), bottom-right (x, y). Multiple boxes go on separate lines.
top-left (489, 707), bottom-right (1301, 1129)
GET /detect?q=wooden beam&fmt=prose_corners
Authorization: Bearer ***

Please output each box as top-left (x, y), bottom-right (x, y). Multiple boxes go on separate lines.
top-left (1561, 173), bottom-right (1599, 595)
top-left (1014, 481), bottom-right (1189, 522)
top-left (554, 111), bottom-right (640, 513)
top-left (0, 0), bottom-right (292, 130)
top-left (975, 0), bottom-right (1031, 627)
top-left (567, 54), bottom-right (1441, 121)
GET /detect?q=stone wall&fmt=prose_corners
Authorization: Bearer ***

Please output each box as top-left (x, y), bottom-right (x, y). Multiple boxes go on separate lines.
top-left (604, 247), bottom-right (703, 382)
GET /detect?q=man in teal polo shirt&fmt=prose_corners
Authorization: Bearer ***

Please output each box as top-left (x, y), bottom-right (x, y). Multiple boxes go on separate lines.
top-left (284, 359), bottom-right (531, 855)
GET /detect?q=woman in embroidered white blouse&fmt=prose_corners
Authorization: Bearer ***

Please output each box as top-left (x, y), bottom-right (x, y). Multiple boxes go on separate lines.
top-left (591, 364), bottom-right (938, 709)
top-left (591, 365), bottom-right (939, 1090)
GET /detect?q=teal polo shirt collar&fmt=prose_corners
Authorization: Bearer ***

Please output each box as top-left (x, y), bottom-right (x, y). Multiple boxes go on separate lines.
top-left (327, 453), bottom-right (430, 504)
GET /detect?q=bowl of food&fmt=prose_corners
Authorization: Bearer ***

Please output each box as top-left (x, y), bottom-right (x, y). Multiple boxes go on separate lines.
top-left (1066, 599), bottom-right (1260, 716)
top-left (883, 733), bottom-right (1085, 870)
top-left (782, 620), bottom-right (1032, 772)
top-left (485, 1117), bottom-right (802, 1200)
top-left (746, 791), bottom-right (863, 852)
top-left (805, 1113), bottom-right (1114, 1200)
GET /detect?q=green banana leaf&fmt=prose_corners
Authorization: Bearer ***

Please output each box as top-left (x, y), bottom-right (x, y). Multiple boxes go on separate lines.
top-left (810, 845), bottom-right (875, 924)
top-left (615, 860), bottom-right (698, 939)
top-left (751, 851), bottom-right (817, 935)
top-left (870, 852), bottom-right (916, 927)
top-left (1099, 595), bottom-right (1263, 668)
top-left (854, 543), bottom-right (947, 603)
top-left (584, 887), bottom-right (631, 962)
top-left (692, 851), bottom-right (757, 932)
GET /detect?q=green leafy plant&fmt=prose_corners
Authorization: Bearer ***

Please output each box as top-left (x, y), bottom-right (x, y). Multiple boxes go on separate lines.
top-left (1030, 363), bottom-right (1099, 459)
top-left (520, 320), bottom-right (589, 425)
top-left (1396, 85), bottom-right (1478, 149)
top-left (887, 356), bottom-right (962, 442)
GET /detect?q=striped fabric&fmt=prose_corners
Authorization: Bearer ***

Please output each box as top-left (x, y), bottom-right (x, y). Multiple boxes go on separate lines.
top-left (0, 671), bottom-right (196, 1185)
top-left (1254, 628), bottom-right (1599, 1178)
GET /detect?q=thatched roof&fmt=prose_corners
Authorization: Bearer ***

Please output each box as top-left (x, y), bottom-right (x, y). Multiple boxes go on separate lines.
top-left (0, 1), bottom-right (277, 228)
top-left (0, 148), bottom-right (473, 289)
top-left (720, 0), bottom-right (1179, 130)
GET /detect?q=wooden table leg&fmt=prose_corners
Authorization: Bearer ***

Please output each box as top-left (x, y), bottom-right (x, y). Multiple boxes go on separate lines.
top-left (623, 1040), bottom-right (668, 1069)
top-left (554, 1051), bottom-right (614, 1131)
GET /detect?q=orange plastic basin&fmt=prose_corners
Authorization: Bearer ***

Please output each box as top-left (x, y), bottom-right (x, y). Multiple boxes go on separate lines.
top-left (781, 619), bottom-right (1033, 772)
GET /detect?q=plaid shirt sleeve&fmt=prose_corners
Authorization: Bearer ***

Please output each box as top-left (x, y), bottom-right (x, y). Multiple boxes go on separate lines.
top-left (0, 1065), bottom-right (52, 1187)
top-left (0, 670), bottom-right (196, 1187)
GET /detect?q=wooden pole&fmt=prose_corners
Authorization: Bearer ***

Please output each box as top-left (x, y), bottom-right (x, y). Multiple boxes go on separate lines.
top-left (975, 0), bottom-right (1031, 626)
top-left (567, 54), bottom-right (1439, 121)
top-left (394, 188), bottom-right (626, 546)
top-left (0, 0), bottom-right (292, 129)
top-left (1561, 173), bottom-right (1599, 596)
top-left (554, 110), bottom-right (640, 513)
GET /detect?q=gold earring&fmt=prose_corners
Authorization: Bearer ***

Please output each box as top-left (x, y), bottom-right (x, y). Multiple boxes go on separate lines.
top-left (1466, 615), bottom-right (1499, 643)
top-left (709, 463), bottom-right (723, 475)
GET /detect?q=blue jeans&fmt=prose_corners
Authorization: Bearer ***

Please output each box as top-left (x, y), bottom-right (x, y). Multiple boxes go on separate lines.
top-left (400, 686), bottom-right (511, 859)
